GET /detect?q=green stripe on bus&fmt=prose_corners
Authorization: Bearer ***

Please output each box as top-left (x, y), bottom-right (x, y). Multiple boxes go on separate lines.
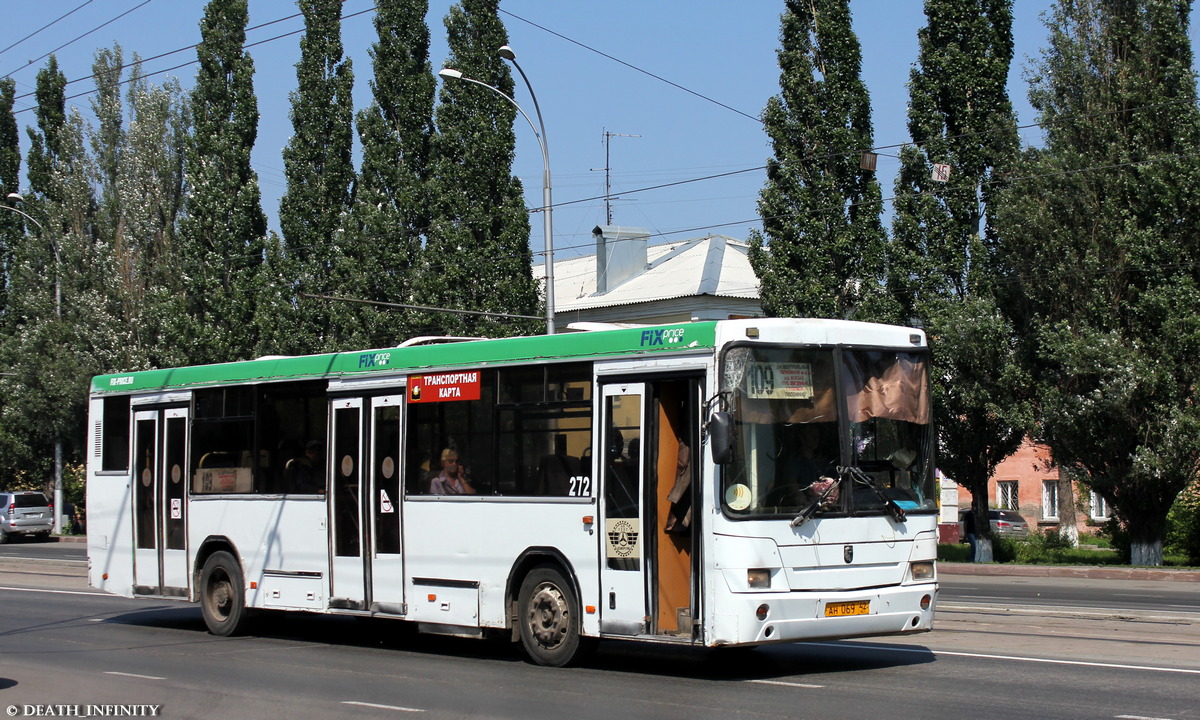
top-left (91, 323), bottom-right (718, 394)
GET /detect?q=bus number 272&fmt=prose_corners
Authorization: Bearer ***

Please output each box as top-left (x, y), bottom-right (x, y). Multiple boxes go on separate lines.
top-left (569, 475), bottom-right (592, 497)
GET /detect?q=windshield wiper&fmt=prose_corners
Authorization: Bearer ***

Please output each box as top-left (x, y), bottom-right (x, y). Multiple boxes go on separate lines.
top-left (789, 473), bottom-right (842, 528)
top-left (843, 465), bottom-right (907, 523)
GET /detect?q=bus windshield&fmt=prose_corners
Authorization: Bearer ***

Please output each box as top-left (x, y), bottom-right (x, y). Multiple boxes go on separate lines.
top-left (719, 344), bottom-right (936, 519)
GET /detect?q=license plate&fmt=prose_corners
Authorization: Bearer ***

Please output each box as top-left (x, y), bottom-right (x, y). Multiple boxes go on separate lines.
top-left (825, 600), bottom-right (870, 617)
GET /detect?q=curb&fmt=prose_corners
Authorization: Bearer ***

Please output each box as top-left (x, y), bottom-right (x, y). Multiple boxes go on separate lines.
top-left (940, 562), bottom-right (1200, 583)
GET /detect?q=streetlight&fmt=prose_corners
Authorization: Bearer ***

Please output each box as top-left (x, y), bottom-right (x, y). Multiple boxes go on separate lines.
top-left (439, 45), bottom-right (556, 335)
top-left (2, 192), bottom-right (65, 534)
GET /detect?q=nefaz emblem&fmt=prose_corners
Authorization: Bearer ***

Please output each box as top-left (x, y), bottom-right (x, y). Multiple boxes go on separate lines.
top-left (639, 327), bottom-right (685, 347)
top-left (844, 545), bottom-right (854, 564)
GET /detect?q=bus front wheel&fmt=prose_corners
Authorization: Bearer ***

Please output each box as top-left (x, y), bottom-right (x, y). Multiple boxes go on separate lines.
top-left (200, 550), bottom-right (247, 637)
top-left (518, 565), bottom-right (583, 667)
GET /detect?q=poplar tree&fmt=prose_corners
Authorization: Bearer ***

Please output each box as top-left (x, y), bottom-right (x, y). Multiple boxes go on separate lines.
top-left (350, 0), bottom-right (436, 347)
top-left (90, 45), bottom-right (124, 245)
top-left (26, 56), bottom-right (66, 204)
top-left (280, 0), bottom-right (355, 354)
top-left (890, 0), bottom-right (1031, 561)
top-left (749, 0), bottom-right (894, 322)
top-left (118, 58), bottom-right (190, 369)
top-left (178, 0), bottom-right (269, 363)
top-left (423, 0), bottom-right (539, 337)
top-left (0, 78), bottom-right (19, 330)
top-left (994, 0), bottom-right (1200, 565)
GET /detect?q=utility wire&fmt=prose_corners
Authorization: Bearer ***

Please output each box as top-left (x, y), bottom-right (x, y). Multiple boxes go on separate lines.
top-left (499, 8), bottom-right (762, 124)
top-left (0, 0), bottom-right (95, 59)
top-left (2, 0), bottom-right (157, 79)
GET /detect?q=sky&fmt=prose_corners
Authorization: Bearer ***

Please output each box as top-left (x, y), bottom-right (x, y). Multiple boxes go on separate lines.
top-left (3, 1), bottom-right (1199, 264)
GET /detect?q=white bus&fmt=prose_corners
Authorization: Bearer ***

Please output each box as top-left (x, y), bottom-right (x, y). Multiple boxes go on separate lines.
top-left (86, 319), bottom-right (938, 666)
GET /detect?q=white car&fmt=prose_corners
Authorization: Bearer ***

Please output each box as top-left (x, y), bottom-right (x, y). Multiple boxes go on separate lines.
top-left (0, 491), bottom-right (54, 543)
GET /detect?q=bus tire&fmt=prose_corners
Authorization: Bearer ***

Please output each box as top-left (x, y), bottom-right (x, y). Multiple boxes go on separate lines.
top-left (518, 565), bottom-right (583, 667)
top-left (199, 551), bottom-right (247, 637)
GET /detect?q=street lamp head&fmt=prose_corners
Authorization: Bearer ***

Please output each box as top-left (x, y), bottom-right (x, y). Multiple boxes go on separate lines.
top-left (439, 68), bottom-right (463, 80)
top-left (6, 192), bottom-right (24, 204)
top-left (498, 45), bottom-right (516, 61)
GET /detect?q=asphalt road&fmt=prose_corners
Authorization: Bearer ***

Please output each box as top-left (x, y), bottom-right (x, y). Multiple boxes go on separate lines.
top-left (0, 546), bottom-right (1197, 720)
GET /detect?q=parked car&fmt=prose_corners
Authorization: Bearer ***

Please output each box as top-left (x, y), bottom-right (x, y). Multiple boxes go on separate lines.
top-left (0, 491), bottom-right (54, 543)
top-left (959, 508), bottom-right (1030, 539)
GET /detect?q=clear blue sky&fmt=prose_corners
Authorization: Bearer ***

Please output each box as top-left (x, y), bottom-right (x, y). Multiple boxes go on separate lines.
top-left (3, 1), bottom-right (1198, 261)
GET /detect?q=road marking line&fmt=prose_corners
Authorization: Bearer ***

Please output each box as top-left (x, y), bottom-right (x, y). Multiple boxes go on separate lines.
top-left (796, 641), bottom-right (1200, 675)
top-left (105, 671), bottom-right (166, 680)
top-left (1116, 715), bottom-right (1177, 720)
top-left (748, 679), bottom-right (824, 689)
top-left (0, 585), bottom-right (110, 597)
top-left (342, 701), bottom-right (426, 713)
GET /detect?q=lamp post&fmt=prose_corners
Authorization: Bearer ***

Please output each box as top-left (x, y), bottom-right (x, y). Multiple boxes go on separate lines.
top-left (3, 192), bottom-right (64, 534)
top-left (439, 45), bottom-right (555, 335)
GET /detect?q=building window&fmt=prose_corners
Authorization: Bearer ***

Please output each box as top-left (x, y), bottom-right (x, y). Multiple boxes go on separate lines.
top-left (1042, 480), bottom-right (1059, 520)
top-left (997, 481), bottom-right (1018, 511)
top-left (1090, 491), bottom-right (1110, 521)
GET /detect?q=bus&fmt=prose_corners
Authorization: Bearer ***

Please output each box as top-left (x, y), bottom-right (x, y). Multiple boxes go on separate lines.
top-left (85, 318), bottom-right (939, 666)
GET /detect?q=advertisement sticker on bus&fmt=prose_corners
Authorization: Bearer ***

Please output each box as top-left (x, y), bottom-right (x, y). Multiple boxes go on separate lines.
top-left (745, 361), bottom-right (814, 400)
top-left (408, 371), bottom-right (482, 403)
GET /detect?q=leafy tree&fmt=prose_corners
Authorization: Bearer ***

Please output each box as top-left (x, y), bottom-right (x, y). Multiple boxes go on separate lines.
top-left (178, 0), bottom-right (269, 364)
top-left (117, 57), bottom-right (191, 369)
top-left (994, 0), bottom-right (1200, 565)
top-left (0, 77), bottom-right (20, 330)
top-left (749, 0), bottom-right (894, 322)
top-left (890, 0), bottom-right (1031, 562)
top-left (280, 0), bottom-right (355, 354)
top-left (423, 0), bottom-right (539, 337)
top-left (90, 44), bottom-right (125, 245)
top-left (349, 0), bottom-right (436, 347)
top-left (25, 56), bottom-right (67, 203)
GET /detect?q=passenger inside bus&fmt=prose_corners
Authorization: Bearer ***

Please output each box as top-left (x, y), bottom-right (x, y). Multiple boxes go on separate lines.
top-left (537, 434), bottom-right (579, 496)
top-left (429, 448), bottom-right (476, 495)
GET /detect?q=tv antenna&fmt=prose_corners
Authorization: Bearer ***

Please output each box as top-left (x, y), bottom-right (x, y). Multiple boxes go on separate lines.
top-left (591, 129), bottom-right (640, 225)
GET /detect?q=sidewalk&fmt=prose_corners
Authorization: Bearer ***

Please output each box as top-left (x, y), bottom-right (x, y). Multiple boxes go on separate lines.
top-left (940, 561), bottom-right (1200, 582)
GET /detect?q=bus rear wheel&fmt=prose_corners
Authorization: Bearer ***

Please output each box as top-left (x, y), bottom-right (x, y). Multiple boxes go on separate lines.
top-left (200, 550), bottom-right (247, 637)
top-left (518, 565), bottom-right (583, 667)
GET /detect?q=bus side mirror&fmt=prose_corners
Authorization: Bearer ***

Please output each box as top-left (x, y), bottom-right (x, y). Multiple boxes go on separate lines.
top-left (709, 412), bottom-right (734, 464)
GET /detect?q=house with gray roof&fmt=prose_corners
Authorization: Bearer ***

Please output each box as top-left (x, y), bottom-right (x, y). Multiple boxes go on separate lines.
top-left (550, 225), bottom-right (763, 327)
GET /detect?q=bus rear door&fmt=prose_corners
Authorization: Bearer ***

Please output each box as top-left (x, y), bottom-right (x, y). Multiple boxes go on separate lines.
top-left (131, 406), bottom-right (189, 597)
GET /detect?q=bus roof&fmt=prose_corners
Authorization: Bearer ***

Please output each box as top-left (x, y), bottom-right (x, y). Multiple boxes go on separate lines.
top-left (90, 321), bottom-right (718, 395)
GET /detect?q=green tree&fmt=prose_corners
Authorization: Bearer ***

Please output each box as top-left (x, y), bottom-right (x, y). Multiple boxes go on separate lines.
top-left (994, 0), bottom-right (1200, 565)
top-left (178, 0), bottom-right (269, 364)
top-left (90, 44), bottom-right (125, 245)
top-left (423, 0), bottom-right (539, 337)
top-left (890, 0), bottom-right (1031, 562)
top-left (749, 0), bottom-right (894, 322)
top-left (117, 57), bottom-right (191, 369)
top-left (349, 0), bottom-right (436, 347)
top-left (0, 77), bottom-right (20, 330)
top-left (25, 56), bottom-right (66, 203)
top-left (280, 0), bottom-right (355, 354)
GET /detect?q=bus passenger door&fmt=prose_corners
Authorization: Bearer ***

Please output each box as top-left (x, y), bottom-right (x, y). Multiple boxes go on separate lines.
top-left (368, 394), bottom-right (405, 614)
top-left (330, 398), bottom-right (367, 609)
top-left (598, 382), bottom-right (648, 635)
top-left (132, 406), bottom-right (189, 596)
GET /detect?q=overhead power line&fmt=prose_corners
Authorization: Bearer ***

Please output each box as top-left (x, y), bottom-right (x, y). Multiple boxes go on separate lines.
top-left (0, 0), bottom-right (96, 59)
top-left (2, 0), bottom-right (158, 79)
top-left (499, 8), bottom-right (762, 124)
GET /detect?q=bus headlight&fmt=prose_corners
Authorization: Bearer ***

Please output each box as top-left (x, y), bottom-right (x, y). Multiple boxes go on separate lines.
top-left (747, 569), bottom-right (772, 589)
top-left (910, 561), bottom-right (935, 581)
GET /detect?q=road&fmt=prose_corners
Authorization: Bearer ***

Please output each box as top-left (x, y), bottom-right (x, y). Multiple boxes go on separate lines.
top-left (0, 542), bottom-right (1197, 720)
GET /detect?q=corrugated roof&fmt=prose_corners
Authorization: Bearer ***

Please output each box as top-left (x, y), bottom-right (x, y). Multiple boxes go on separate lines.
top-left (551, 234), bottom-right (760, 312)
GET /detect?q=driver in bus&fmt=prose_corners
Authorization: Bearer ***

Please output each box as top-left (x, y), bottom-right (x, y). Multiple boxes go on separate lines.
top-left (429, 448), bottom-right (476, 495)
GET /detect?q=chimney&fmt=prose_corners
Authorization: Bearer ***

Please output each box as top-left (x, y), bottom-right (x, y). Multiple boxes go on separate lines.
top-left (593, 225), bottom-right (648, 293)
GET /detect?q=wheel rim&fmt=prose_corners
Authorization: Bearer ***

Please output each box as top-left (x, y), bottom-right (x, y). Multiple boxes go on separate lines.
top-left (526, 581), bottom-right (570, 649)
top-left (207, 569), bottom-right (233, 621)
